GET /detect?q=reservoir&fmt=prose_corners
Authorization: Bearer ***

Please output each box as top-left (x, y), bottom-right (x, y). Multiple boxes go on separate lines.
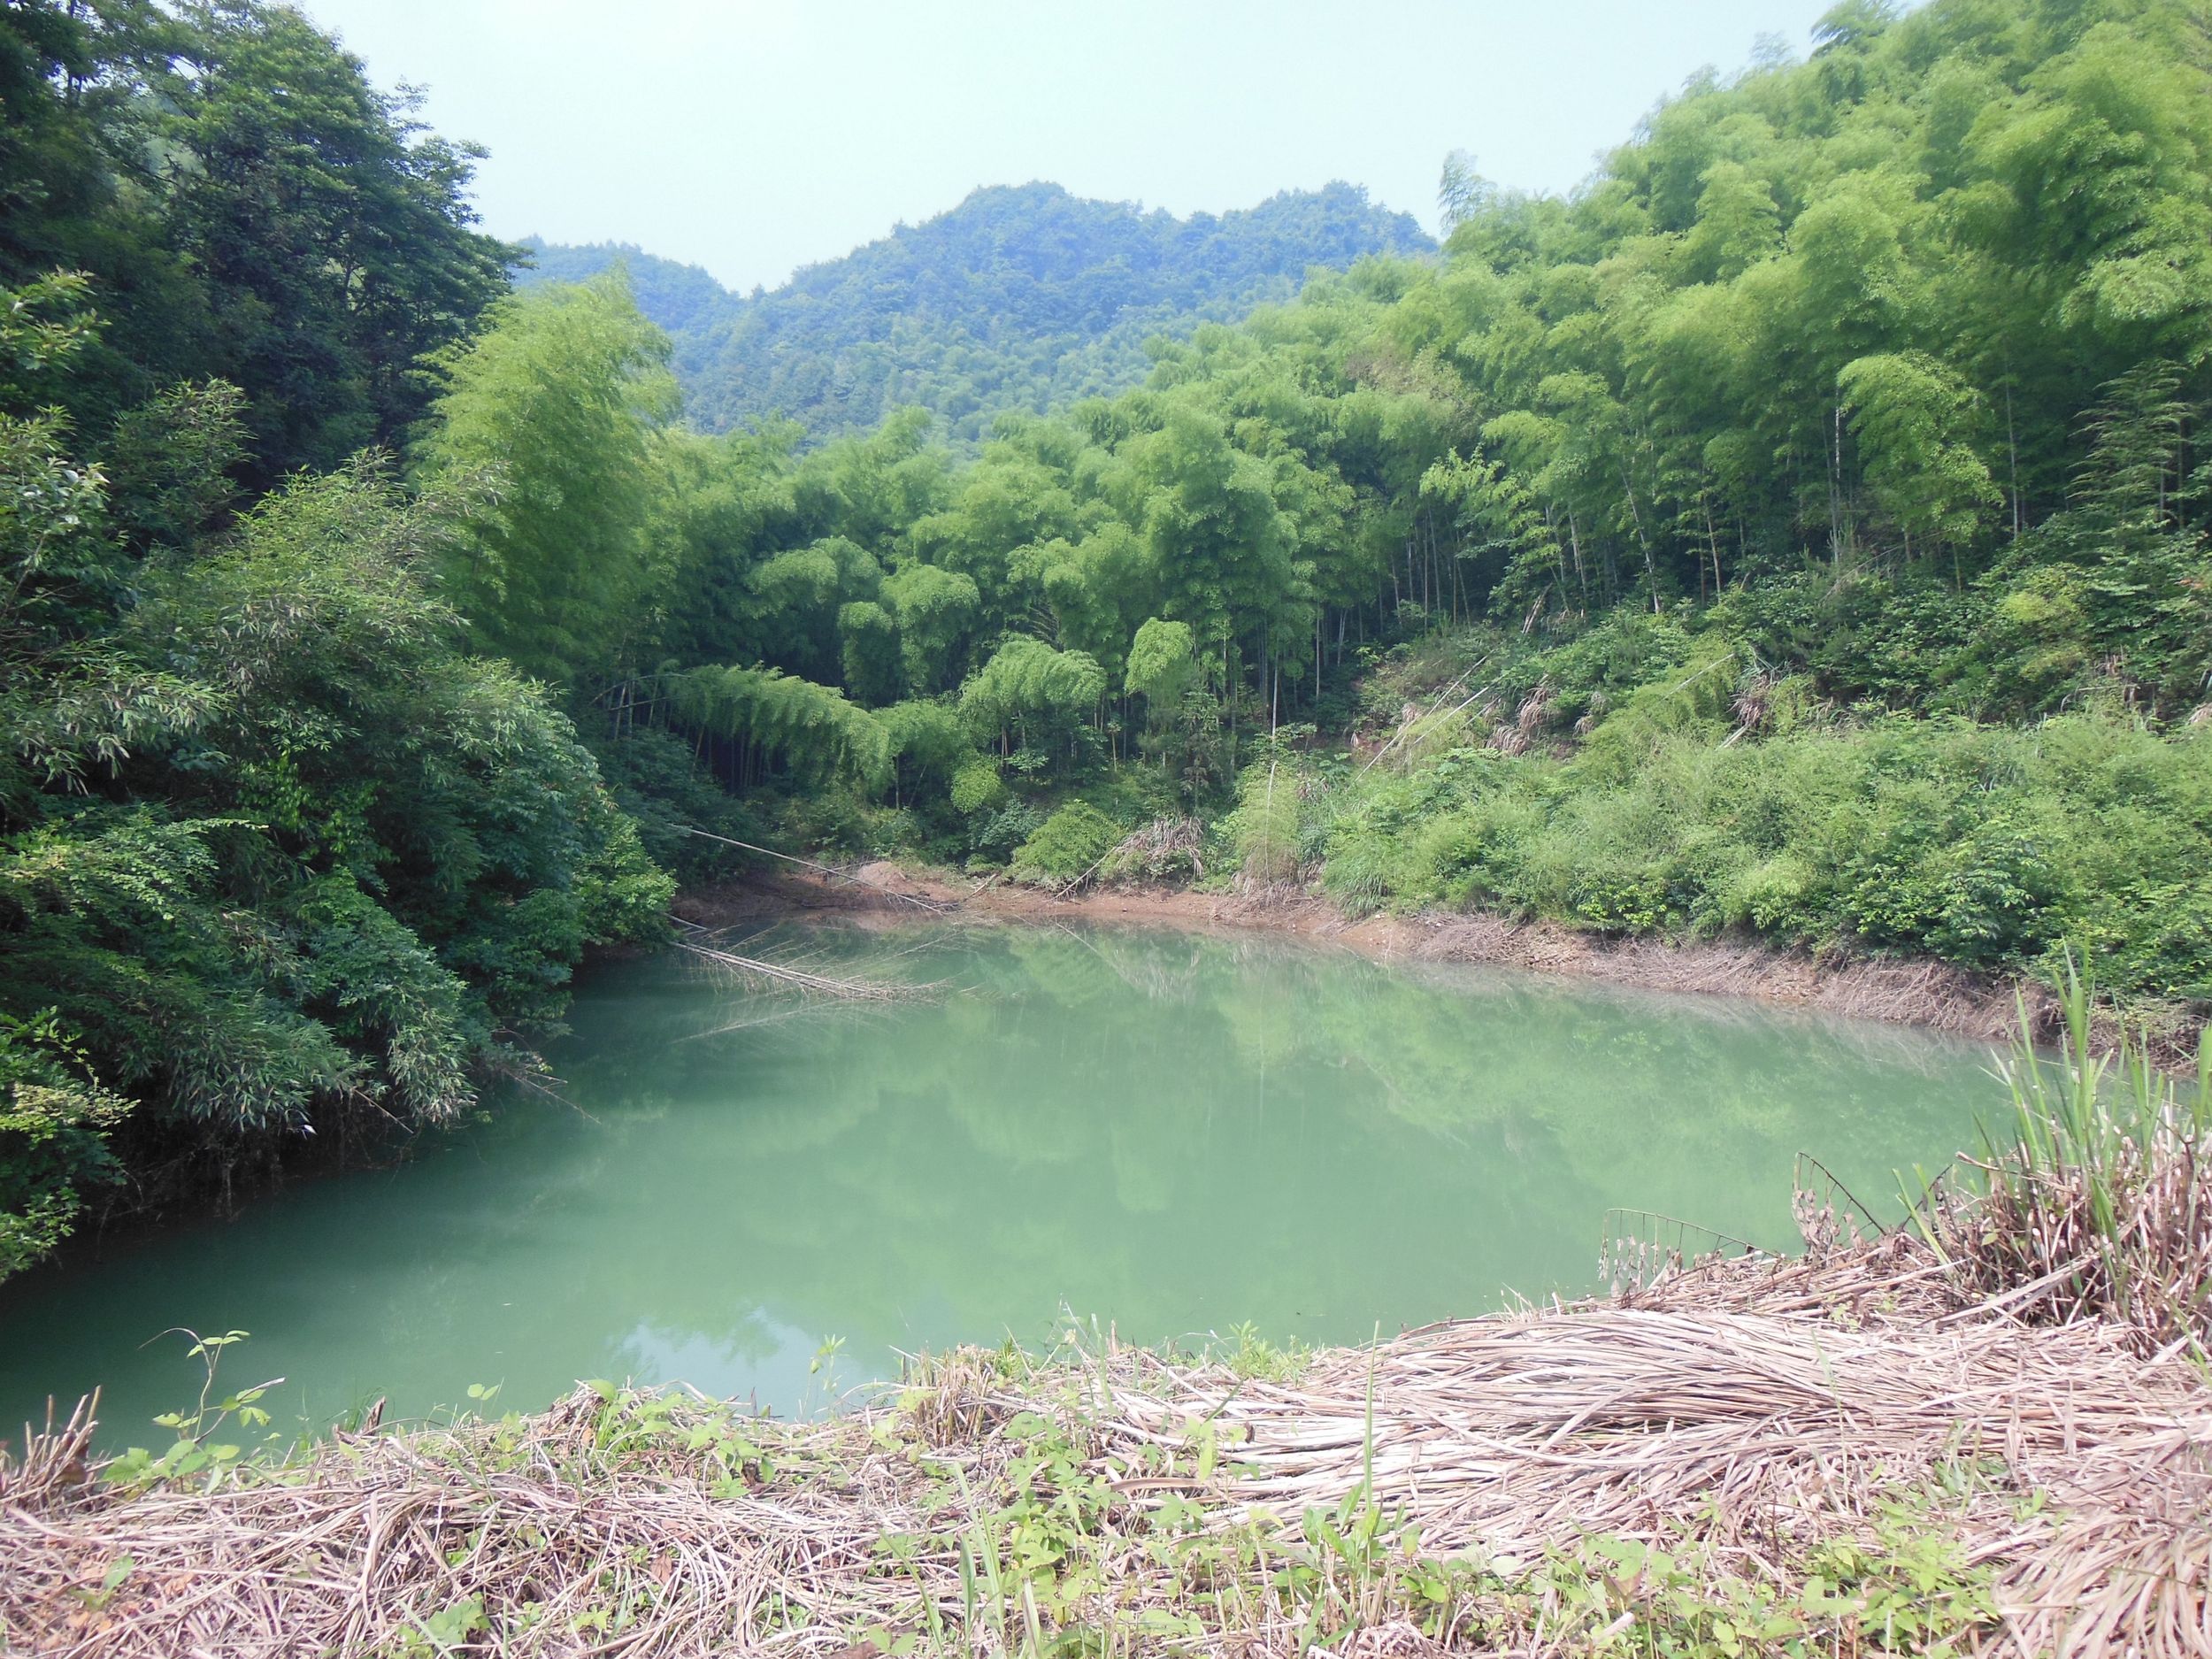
top-left (0, 922), bottom-right (2003, 1448)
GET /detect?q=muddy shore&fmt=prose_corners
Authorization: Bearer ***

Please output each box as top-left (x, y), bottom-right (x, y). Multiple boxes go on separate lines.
top-left (676, 864), bottom-right (2121, 1052)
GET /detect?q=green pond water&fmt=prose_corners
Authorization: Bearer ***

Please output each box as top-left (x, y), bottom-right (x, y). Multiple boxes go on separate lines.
top-left (0, 921), bottom-right (2008, 1448)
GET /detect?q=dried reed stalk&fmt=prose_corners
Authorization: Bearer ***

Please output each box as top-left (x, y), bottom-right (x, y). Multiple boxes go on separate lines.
top-left (5, 1230), bottom-right (2206, 1658)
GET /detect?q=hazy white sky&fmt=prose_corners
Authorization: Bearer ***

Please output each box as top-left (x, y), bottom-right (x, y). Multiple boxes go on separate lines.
top-left (298, 0), bottom-right (1841, 295)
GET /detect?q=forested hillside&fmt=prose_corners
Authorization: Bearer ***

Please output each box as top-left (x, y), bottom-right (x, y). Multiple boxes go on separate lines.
top-left (5, 0), bottom-right (2212, 1284)
top-left (495, 0), bottom-right (2208, 1013)
top-left (517, 239), bottom-right (737, 338)
top-left (518, 182), bottom-right (1433, 442)
top-left (0, 3), bottom-right (668, 1277)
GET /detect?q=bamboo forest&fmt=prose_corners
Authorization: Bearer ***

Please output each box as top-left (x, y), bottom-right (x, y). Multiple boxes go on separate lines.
top-left (3, 1), bottom-right (2211, 1653)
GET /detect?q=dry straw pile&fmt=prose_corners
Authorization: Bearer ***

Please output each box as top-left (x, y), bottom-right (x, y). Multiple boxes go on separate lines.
top-left (4, 1223), bottom-right (2207, 1658)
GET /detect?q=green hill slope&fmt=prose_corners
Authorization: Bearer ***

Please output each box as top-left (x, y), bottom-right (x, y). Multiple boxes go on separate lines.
top-left (518, 180), bottom-right (1432, 442)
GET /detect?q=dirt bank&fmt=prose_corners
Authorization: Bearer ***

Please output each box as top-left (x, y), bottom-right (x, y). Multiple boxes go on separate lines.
top-left (678, 864), bottom-right (2114, 1052)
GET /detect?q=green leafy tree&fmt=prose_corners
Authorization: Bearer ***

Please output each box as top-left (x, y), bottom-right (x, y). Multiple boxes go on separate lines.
top-left (958, 636), bottom-right (1107, 761)
top-left (665, 664), bottom-right (892, 793)
top-left (161, 0), bottom-right (515, 476)
top-left (416, 273), bottom-right (679, 687)
top-left (882, 562), bottom-right (982, 695)
top-left (1839, 351), bottom-right (2001, 566)
top-left (0, 279), bottom-right (669, 1275)
top-left (879, 698), bottom-right (975, 806)
top-left (1124, 617), bottom-right (1200, 714)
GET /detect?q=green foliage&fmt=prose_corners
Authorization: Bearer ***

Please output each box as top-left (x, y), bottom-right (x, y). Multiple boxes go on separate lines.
top-left (513, 237), bottom-right (734, 335)
top-left (880, 562), bottom-right (980, 695)
top-left (949, 760), bottom-right (1009, 818)
top-left (878, 699), bottom-right (974, 803)
top-left (1839, 352), bottom-right (2001, 555)
top-left (966, 800), bottom-right (1047, 865)
top-left (159, 2), bottom-right (516, 479)
top-left (1311, 703), bottom-right (2212, 1002)
top-left (665, 664), bottom-right (893, 793)
top-left (0, 285), bottom-right (672, 1274)
top-left (0, 1007), bottom-right (127, 1276)
top-left (1009, 803), bottom-right (1122, 884)
top-left (528, 182), bottom-right (1432, 444)
top-left (958, 637), bottom-right (1108, 758)
top-left (583, 0), bottom-right (2212, 797)
top-left (1217, 1320), bottom-right (1311, 1384)
top-left (0, 12), bottom-right (687, 1278)
top-left (103, 1329), bottom-right (282, 1491)
top-left (1123, 616), bottom-right (1200, 711)
top-left (0, 2), bottom-right (511, 480)
top-left (590, 726), bottom-right (762, 886)
top-left (1936, 957), bottom-right (2212, 1351)
top-left (105, 380), bottom-right (250, 553)
top-left (836, 599), bottom-right (902, 705)
top-left (416, 273), bottom-right (679, 685)
top-left (1224, 759), bottom-right (1306, 885)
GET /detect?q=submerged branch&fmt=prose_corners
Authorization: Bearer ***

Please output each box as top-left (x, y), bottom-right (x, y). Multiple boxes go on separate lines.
top-left (670, 933), bottom-right (925, 1002)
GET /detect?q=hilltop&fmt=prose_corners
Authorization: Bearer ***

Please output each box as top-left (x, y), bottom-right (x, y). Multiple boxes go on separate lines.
top-left (517, 180), bottom-right (1432, 441)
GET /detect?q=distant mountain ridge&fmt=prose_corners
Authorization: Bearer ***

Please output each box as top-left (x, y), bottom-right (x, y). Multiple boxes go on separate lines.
top-left (517, 180), bottom-right (1432, 442)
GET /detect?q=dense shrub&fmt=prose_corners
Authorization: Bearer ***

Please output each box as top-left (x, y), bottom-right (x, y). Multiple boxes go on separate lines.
top-left (1010, 803), bottom-right (1123, 883)
top-left (1, 441), bottom-right (672, 1271)
top-left (1314, 711), bottom-right (2212, 1002)
top-left (949, 760), bottom-right (1010, 817)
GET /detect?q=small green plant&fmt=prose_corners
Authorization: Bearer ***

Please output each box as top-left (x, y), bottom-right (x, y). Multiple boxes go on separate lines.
top-left (1218, 1321), bottom-right (1310, 1384)
top-left (72, 1555), bottom-right (135, 1613)
top-left (103, 1329), bottom-right (282, 1489)
top-left (1223, 758), bottom-right (1303, 884)
top-left (804, 1333), bottom-right (849, 1417)
top-left (386, 1594), bottom-right (488, 1658)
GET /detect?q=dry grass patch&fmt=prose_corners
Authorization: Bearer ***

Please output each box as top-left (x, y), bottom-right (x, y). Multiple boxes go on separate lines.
top-left (4, 1227), bottom-right (2208, 1658)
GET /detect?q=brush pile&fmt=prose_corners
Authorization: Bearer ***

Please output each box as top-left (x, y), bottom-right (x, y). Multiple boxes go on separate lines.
top-left (5, 1218), bottom-right (2208, 1657)
top-left (1097, 816), bottom-right (1208, 884)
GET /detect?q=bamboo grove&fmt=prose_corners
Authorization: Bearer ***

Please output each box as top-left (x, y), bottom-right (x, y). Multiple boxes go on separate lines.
top-left (5, 0), bottom-right (2212, 1273)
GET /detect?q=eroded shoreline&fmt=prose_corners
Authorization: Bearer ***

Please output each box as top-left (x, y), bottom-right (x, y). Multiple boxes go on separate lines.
top-left (679, 865), bottom-right (2111, 1054)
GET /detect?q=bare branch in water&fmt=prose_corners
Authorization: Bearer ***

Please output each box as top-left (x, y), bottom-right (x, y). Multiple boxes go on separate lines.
top-left (671, 936), bottom-right (925, 1002)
